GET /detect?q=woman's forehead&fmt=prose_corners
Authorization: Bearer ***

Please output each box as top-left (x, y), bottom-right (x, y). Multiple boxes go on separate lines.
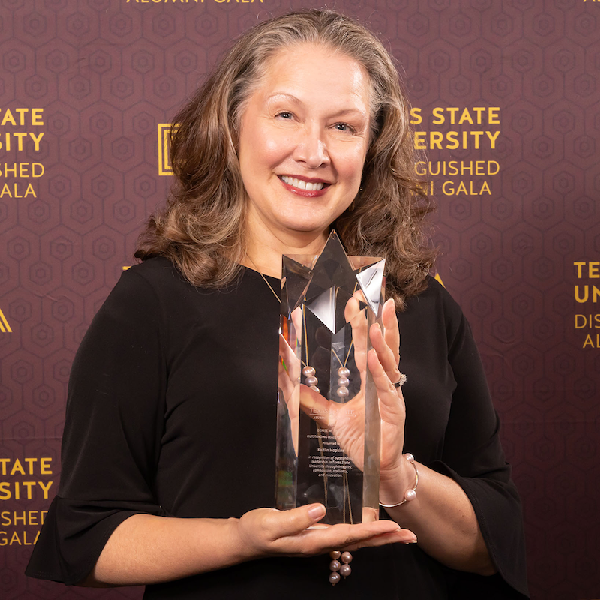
top-left (262, 42), bottom-right (364, 77)
top-left (254, 43), bottom-right (371, 110)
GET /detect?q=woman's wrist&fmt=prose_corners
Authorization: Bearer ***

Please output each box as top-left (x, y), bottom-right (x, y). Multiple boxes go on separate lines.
top-left (379, 454), bottom-right (419, 508)
top-left (229, 516), bottom-right (267, 563)
top-left (189, 517), bottom-right (260, 572)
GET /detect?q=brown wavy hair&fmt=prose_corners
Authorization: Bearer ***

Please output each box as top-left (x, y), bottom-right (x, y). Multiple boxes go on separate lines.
top-left (135, 9), bottom-right (436, 309)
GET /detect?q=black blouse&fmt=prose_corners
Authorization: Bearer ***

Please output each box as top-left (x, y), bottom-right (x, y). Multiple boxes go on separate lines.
top-left (26, 257), bottom-right (528, 599)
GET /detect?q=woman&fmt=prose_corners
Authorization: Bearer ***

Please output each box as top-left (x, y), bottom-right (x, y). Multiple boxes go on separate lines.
top-left (26, 10), bottom-right (528, 599)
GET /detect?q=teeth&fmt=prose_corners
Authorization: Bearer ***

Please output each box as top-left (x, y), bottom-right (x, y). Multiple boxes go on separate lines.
top-left (281, 176), bottom-right (324, 191)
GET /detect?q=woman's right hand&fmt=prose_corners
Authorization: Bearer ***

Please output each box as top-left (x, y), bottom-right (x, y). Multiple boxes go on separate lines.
top-left (234, 503), bottom-right (416, 559)
top-left (87, 504), bottom-right (416, 586)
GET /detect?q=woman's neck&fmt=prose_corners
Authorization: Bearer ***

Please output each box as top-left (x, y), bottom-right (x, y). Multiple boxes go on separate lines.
top-left (243, 222), bottom-right (327, 278)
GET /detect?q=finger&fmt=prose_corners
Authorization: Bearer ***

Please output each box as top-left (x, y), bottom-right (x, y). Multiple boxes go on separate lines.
top-left (343, 295), bottom-right (361, 322)
top-left (268, 506), bottom-right (396, 546)
top-left (382, 298), bottom-right (400, 365)
top-left (309, 519), bottom-right (405, 550)
top-left (368, 348), bottom-right (405, 423)
top-left (267, 513), bottom-right (412, 557)
top-left (343, 528), bottom-right (417, 551)
top-left (369, 322), bottom-right (401, 383)
top-left (265, 504), bottom-right (327, 540)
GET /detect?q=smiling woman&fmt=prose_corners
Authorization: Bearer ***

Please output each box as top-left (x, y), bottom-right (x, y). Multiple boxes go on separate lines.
top-left (26, 9), bottom-right (528, 600)
top-left (135, 9), bottom-right (436, 307)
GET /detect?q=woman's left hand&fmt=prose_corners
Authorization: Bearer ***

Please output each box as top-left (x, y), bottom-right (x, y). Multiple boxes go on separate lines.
top-left (285, 297), bottom-right (409, 483)
top-left (366, 298), bottom-right (407, 480)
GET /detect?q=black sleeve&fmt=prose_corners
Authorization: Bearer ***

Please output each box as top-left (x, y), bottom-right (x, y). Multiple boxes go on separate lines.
top-left (431, 283), bottom-right (528, 598)
top-left (26, 267), bottom-right (168, 585)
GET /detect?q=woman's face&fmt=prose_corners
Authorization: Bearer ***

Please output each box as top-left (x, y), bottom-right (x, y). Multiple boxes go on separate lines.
top-left (238, 43), bottom-right (371, 243)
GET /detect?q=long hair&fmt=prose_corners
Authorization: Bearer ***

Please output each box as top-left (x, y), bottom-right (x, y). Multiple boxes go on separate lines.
top-left (135, 9), bottom-right (436, 308)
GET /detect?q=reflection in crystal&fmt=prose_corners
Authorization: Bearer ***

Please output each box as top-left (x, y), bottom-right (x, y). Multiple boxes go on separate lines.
top-left (355, 260), bottom-right (385, 315)
top-left (276, 231), bottom-right (385, 524)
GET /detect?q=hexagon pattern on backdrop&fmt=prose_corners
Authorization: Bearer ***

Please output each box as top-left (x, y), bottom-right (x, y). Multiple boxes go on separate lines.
top-left (0, 1), bottom-right (599, 599)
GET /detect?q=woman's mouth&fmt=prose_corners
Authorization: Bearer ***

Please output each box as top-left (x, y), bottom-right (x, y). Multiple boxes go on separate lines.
top-left (278, 175), bottom-right (330, 197)
top-left (280, 176), bottom-right (326, 191)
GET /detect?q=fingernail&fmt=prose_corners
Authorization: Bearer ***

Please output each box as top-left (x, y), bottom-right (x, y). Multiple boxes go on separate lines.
top-left (308, 504), bottom-right (326, 520)
top-left (404, 536), bottom-right (417, 544)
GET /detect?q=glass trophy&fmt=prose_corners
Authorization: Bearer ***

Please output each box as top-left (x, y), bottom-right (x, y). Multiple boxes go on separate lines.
top-left (276, 231), bottom-right (385, 525)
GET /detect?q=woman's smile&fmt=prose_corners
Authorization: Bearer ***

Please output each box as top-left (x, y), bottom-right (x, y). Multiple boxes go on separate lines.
top-left (278, 175), bottom-right (330, 195)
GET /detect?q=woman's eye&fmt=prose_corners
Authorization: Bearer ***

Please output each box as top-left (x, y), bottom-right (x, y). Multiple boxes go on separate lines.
top-left (333, 122), bottom-right (355, 133)
top-left (276, 111), bottom-right (294, 120)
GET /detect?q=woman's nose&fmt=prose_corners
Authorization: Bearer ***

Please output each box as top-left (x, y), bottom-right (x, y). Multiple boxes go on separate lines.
top-left (292, 127), bottom-right (330, 168)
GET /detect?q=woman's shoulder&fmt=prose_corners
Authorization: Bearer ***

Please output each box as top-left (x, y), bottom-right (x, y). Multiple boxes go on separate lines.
top-left (123, 256), bottom-right (186, 290)
top-left (86, 258), bottom-right (188, 336)
top-left (123, 257), bottom-right (249, 296)
top-left (399, 275), bottom-right (471, 358)
top-left (110, 257), bottom-right (200, 308)
top-left (403, 275), bottom-right (464, 322)
top-left (110, 258), bottom-right (262, 323)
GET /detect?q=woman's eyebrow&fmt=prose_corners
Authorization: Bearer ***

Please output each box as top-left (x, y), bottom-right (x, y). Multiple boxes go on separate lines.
top-left (265, 92), bottom-right (303, 106)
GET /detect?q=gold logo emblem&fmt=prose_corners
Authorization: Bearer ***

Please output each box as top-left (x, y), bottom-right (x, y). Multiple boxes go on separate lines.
top-left (0, 308), bottom-right (12, 333)
top-left (158, 124), bottom-right (173, 176)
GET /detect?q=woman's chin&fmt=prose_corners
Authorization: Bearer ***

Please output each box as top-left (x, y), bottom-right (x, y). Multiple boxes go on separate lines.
top-left (270, 216), bottom-right (329, 237)
top-left (282, 223), bottom-right (331, 240)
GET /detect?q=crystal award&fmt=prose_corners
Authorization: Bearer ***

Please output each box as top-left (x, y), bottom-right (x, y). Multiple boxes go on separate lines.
top-left (276, 231), bottom-right (385, 525)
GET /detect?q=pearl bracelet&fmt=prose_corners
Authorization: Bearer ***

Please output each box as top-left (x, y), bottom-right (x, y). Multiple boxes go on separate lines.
top-left (379, 453), bottom-right (419, 508)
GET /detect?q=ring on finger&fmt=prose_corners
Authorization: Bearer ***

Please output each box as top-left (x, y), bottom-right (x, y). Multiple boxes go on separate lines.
top-left (393, 373), bottom-right (407, 388)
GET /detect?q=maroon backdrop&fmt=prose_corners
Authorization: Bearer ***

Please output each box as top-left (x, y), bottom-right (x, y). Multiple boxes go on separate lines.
top-left (1, 1), bottom-right (599, 599)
